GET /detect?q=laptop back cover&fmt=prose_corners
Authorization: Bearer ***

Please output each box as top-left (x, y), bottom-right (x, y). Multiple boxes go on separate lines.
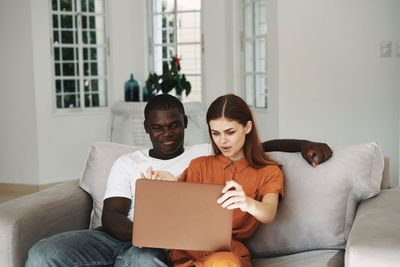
top-left (132, 179), bottom-right (233, 251)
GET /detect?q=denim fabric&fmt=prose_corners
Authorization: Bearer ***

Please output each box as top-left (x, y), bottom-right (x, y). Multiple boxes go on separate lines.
top-left (25, 228), bottom-right (168, 267)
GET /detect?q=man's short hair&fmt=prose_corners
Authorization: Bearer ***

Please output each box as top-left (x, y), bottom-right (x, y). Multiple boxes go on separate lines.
top-left (144, 94), bottom-right (185, 120)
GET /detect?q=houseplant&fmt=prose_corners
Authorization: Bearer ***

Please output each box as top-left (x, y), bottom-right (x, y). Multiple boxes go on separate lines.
top-left (145, 56), bottom-right (191, 100)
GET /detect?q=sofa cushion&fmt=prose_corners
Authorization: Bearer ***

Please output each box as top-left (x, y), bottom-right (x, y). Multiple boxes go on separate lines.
top-left (79, 142), bottom-right (143, 229)
top-left (252, 249), bottom-right (344, 267)
top-left (245, 143), bottom-right (384, 257)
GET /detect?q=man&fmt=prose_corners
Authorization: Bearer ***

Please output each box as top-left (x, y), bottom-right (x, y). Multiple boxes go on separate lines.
top-left (26, 94), bottom-right (332, 267)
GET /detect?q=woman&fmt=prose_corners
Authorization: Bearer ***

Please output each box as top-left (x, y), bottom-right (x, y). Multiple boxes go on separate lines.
top-left (145, 94), bottom-right (284, 267)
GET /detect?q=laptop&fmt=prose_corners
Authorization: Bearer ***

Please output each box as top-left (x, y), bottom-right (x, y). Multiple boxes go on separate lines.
top-left (132, 179), bottom-right (233, 252)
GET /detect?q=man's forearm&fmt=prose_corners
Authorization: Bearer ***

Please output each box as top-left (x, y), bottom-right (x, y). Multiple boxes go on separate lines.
top-left (262, 139), bottom-right (306, 152)
top-left (102, 210), bottom-right (133, 241)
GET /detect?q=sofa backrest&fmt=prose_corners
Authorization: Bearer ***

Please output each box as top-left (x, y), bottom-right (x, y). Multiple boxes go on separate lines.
top-left (79, 142), bottom-right (385, 256)
top-left (79, 142), bottom-right (143, 229)
top-left (245, 142), bottom-right (384, 257)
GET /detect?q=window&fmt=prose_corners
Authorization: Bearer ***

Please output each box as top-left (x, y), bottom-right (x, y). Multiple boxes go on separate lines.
top-left (242, 0), bottom-right (267, 108)
top-left (149, 0), bottom-right (202, 102)
top-left (51, 0), bottom-right (108, 110)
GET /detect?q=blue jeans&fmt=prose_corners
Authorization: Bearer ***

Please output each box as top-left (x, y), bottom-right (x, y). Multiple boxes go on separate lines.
top-left (25, 228), bottom-right (168, 267)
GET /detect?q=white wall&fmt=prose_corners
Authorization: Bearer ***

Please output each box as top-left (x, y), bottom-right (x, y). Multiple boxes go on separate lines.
top-left (202, 0), bottom-right (280, 142)
top-left (0, 0), bottom-right (39, 185)
top-left (108, 0), bottom-right (148, 102)
top-left (28, 1), bottom-right (110, 185)
top-left (1, 0), bottom-right (398, 186)
top-left (276, 0), bottom-right (400, 186)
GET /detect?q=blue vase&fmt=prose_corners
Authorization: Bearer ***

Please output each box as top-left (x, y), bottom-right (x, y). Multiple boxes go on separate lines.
top-left (124, 73), bottom-right (140, 102)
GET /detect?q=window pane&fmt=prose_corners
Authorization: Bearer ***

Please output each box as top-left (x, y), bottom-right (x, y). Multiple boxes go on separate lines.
top-left (84, 79), bottom-right (90, 92)
top-left (153, 0), bottom-right (175, 13)
top-left (177, 12), bottom-right (200, 43)
top-left (84, 94), bottom-right (91, 107)
top-left (181, 75), bottom-right (201, 102)
top-left (55, 63), bottom-right (61, 76)
top-left (89, 16), bottom-right (96, 29)
top-left (153, 14), bottom-right (175, 45)
top-left (60, 0), bottom-right (73, 12)
top-left (61, 15), bottom-right (73, 29)
top-left (162, 46), bottom-right (175, 60)
top-left (255, 75), bottom-right (267, 108)
top-left (53, 31), bottom-right (60, 43)
top-left (90, 63), bottom-right (98, 75)
top-left (244, 4), bottom-right (253, 38)
top-left (56, 80), bottom-right (62, 93)
top-left (82, 30), bottom-right (101, 44)
top-left (91, 79), bottom-right (98, 91)
top-left (84, 63), bottom-right (90, 76)
top-left (64, 94), bottom-right (78, 108)
top-left (245, 75), bottom-right (254, 107)
top-left (63, 79), bottom-right (78, 92)
top-left (254, 37), bottom-right (266, 72)
top-left (254, 0), bottom-right (267, 35)
top-left (177, 44), bottom-right (201, 75)
top-left (54, 47), bottom-right (60, 61)
top-left (84, 80), bottom-right (106, 107)
top-left (56, 95), bottom-right (62, 108)
top-left (89, 0), bottom-right (95, 12)
top-left (244, 41), bottom-right (253, 72)
top-left (92, 93), bottom-right (99, 106)
top-left (82, 15), bottom-right (105, 30)
top-left (61, 30), bottom-right (74, 44)
top-left (61, 47), bottom-right (75, 60)
top-left (82, 15), bottom-right (88, 29)
top-left (52, 0), bottom-right (58, 11)
top-left (81, 0), bottom-right (87, 11)
top-left (82, 30), bottom-right (89, 44)
top-left (90, 31), bottom-right (97, 44)
top-left (177, 0), bottom-right (200, 11)
top-left (63, 63), bottom-right (76, 76)
top-left (53, 15), bottom-right (59, 28)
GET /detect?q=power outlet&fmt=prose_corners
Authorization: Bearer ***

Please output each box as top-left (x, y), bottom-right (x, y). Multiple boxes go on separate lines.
top-left (380, 41), bottom-right (392, 57)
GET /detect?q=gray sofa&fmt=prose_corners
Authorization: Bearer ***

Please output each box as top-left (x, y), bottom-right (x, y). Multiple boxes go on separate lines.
top-left (1, 142), bottom-right (399, 267)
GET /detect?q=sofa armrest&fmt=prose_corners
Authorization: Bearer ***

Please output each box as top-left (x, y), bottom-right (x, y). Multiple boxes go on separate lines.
top-left (345, 187), bottom-right (400, 267)
top-left (0, 179), bottom-right (92, 267)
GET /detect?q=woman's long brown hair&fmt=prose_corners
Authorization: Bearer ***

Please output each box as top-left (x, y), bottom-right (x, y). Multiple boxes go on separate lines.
top-left (206, 94), bottom-right (279, 169)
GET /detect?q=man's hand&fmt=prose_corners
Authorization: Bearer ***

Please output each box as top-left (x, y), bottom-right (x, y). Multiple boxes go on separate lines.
top-left (300, 141), bottom-right (332, 167)
top-left (262, 139), bottom-right (333, 167)
top-left (141, 166), bottom-right (178, 181)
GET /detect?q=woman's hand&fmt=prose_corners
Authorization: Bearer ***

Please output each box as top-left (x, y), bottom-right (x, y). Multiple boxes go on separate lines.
top-left (217, 180), bottom-right (252, 212)
top-left (140, 166), bottom-right (178, 181)
top-left (217, 180), bottom-right (279, 224)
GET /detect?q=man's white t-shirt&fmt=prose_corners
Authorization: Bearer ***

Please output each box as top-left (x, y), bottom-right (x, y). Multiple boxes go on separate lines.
top-left (103, 143), bottom-right (212, 221)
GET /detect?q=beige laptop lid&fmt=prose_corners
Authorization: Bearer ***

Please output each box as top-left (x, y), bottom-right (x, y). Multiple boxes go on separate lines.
top-left (132, 179), bottom-right (233, 251)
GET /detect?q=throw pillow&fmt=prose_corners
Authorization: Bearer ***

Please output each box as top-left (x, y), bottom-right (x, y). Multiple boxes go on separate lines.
top-left (245, 142), bottom-right (384, 257)
top-left (79, 142), bottom-right (143, 229)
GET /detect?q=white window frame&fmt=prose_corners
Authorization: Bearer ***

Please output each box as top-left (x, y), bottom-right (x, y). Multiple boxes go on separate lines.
top-left (147, 0), bottom-right (203, 103)
top-left (241, 0), bottom-right (268, 108)
top-left (50, 0), bottom-right (110, 112)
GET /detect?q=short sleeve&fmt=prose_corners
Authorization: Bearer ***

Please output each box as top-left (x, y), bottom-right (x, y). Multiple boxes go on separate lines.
top-left (259, 165), bottom-right (284, 197)
top-left (103, 155), bottom-right (134, 200)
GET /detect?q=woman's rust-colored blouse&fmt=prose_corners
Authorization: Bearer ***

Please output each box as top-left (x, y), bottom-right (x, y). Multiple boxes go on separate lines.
top-left (169, 154), bottom-right (284, 267)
